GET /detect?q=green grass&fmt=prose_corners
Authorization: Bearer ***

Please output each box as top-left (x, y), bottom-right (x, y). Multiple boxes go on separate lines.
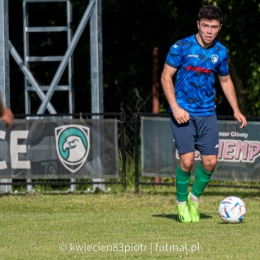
top-left (0, 186), bottom-right (260, 259)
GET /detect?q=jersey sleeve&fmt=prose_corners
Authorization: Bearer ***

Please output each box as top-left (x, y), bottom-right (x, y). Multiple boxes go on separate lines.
top-left (165, 41), bottom-right (183, 69)
top-left (217, 51), bottom-right (230, 76)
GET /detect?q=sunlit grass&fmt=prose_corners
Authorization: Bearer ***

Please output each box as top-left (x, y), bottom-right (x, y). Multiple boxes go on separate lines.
top-left (0, 186), bottom-right (259, 259)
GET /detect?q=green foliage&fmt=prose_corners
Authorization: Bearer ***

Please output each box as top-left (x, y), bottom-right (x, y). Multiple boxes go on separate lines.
top-left (207, 0), bottom-right (260, 115)
top-left (100, 0), bottom-right (202, 114)
top-left (8, 0), bottom-right (260, 115)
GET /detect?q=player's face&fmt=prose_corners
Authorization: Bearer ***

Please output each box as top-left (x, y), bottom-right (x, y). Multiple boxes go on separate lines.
top-left (197, 19), bottom-right (222, 48)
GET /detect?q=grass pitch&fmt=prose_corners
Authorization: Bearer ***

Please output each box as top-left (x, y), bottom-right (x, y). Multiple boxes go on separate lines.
top-left (0, 186), bottom-right (260, 259)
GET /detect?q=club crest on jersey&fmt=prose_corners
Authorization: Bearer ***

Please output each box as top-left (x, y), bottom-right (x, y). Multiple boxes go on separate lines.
top-left (55, 125), bottom-right (90, 173)
top-left (211, 54), bottom-right (219, 64)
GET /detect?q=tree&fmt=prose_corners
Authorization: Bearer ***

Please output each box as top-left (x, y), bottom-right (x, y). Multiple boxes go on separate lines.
top-left (7, 0), bottom-right (260, 116)
top-left (204, 0), bottom-right (260, 116)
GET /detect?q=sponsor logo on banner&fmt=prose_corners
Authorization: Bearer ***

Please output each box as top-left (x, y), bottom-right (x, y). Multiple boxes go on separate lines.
top-left (55, 125), bottom-right (90, 173)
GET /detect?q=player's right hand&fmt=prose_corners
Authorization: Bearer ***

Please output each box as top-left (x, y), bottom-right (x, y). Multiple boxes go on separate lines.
top-left (172, 107), bottom-right (190, 124)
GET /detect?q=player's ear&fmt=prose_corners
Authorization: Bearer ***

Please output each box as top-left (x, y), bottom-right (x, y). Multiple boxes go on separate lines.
top-left (197, 21), bottom-right (199, 29)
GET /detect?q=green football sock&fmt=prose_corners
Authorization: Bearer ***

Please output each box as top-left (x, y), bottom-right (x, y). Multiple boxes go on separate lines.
top-left (176, 166), bottom-right (191, 202)
top-left (191, 163), bottom-right (212, 198)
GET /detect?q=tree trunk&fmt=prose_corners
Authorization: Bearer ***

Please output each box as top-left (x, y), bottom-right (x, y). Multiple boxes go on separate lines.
top-left (217, 33), bottom-right (248, 115)
top-left (228, 58), bottom-right (248, 115)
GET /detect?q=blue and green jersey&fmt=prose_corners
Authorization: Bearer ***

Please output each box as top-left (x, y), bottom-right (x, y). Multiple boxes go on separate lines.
top-left (165, 34), bottom-right (229, 116)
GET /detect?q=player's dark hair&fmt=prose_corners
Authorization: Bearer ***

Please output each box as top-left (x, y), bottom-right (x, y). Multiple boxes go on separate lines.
top-left (198, 5), bottom-right (223, 23)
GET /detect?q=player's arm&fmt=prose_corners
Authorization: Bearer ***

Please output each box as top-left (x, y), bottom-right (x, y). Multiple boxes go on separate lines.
top-left (0, 94), bottom-right (14, 128)
top-left (218, 74), bottom-right (247, 128)
top-left (161, 64), bottom-right (190, 124)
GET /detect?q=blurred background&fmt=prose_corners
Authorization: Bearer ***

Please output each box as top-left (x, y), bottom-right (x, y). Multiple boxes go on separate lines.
top-left (7, 0), bottom-right (260, 158)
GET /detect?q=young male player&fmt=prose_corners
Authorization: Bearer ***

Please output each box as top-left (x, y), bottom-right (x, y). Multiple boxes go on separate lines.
top-left (161, 5), bottom-right (247, 223)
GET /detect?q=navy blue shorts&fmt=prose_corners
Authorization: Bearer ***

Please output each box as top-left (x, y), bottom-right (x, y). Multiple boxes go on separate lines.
top-left (170, 114), bottom-right (219, 155)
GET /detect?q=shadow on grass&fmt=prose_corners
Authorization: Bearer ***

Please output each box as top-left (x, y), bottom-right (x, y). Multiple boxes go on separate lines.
top-left (152, 213), bottom-right (212, 222)
top-left (217, 221), bottom-right (246, 225)
top-left (204, 189), bottom-right (260, 198)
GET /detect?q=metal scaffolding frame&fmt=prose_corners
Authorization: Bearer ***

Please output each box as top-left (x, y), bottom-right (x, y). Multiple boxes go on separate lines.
top-left (0, 0), bottom-right (104, 192)
top-left (23, 0), bottom-right (73, 114)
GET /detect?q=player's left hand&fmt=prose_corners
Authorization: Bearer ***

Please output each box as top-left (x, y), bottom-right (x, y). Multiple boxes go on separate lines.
top-left (1, 108), bottom-right (14, 128)
top-left (234, 112), bottom-right (247, 128)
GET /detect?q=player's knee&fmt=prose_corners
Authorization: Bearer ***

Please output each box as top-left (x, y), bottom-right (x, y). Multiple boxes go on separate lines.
top-left (202, 156), bottom-right (217, 172)
top-left (180, 158), bottom-right (194, 172)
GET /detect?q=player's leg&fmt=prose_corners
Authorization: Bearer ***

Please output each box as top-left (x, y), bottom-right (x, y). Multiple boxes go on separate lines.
top-left (188, 155), bottom-right (217, 222)
top-left (177, 152), bottom-right (195, 202)
top-left (192, 154), bottom-right (217, 197)
top-left (170, 114), bottom-right (196, 222)
top-left (188, 115), bottom-right (219, 222)
top-left (176, 152), bottom-right (195, 223)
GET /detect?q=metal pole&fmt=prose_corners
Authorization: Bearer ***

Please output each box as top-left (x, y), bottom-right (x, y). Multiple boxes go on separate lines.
top-left (152, 47), bottom-right (161, 184)
top-left (120, 112), bottom-right (126, 190)
top-left (23, 0), bottom-right (30, 114)
top-left (67, 0), bottom-right (76, 192)
top-left (67, 0), bottom-right (73, 114)
top-left (90, 0), bottom-right (105, 191)
top-left (134, 113), bottom-right (140, 193)
top-left (0, 0), bottom-right (12, 193)
top-left (90, 0), bottom-right (103, 113)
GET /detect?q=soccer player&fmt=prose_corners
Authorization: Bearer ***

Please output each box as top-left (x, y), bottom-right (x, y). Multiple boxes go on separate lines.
top-left (0, 95), bottom-right (14, 128)
top-left (161, 5), bottom-right (247, 223)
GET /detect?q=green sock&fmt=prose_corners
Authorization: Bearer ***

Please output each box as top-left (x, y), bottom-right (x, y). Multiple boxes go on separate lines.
top-left (176, 166), bottom-right (190, 202)
top-left (191, 163), bottom-right (212, 198)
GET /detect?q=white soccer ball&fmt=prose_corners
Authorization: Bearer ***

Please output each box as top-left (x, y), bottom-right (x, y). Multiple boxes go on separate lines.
top-left (218, 196), bottom-right (246, 223)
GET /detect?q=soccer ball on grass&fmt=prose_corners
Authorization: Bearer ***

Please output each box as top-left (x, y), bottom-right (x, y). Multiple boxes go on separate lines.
top-left (218, 196), bottom-right (246, 223)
